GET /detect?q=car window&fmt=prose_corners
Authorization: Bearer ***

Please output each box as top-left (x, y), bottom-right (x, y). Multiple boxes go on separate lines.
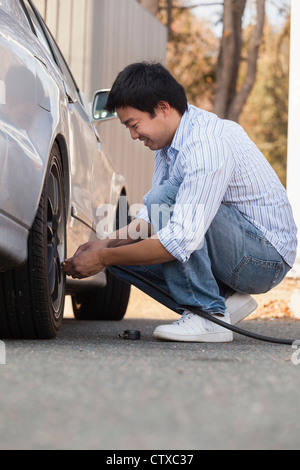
top-left (44, 26), bottom-right (82, 105)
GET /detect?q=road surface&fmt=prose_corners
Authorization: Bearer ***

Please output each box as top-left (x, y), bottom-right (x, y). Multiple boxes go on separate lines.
top-left (0, 316), bottom-right (300, 450)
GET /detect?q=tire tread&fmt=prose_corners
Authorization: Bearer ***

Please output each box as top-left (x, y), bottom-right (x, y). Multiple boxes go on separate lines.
top-left (0, 144), bottom-right (65, 339)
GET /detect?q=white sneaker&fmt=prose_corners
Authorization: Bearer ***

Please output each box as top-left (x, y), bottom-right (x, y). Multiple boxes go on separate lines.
top-left (226, 293), bottom-right (258, 325)
top-left (153, 311), bottom-right (233, 343)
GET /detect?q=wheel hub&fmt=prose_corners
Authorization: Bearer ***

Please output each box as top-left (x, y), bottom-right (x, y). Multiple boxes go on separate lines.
top-left (47, 161), bottom-right (65, 314)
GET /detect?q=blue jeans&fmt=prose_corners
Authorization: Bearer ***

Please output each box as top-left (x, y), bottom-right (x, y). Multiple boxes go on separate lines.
top-left (109, 184), bottom-right (290, 315)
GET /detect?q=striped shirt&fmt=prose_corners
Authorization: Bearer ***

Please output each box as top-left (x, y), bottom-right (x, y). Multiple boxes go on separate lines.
top-left (136, 104), bottom-right (298, 267)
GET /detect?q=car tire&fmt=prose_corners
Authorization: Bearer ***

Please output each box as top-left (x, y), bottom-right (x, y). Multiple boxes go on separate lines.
top-left (71, 269), bottom-right (131, 321)
top-left (71, 197), bottom-right (131, 321)
top-left (0, 143), bottom-right (66, 339)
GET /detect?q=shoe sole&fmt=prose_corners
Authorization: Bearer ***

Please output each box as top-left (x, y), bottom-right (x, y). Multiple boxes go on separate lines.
top-left (229, 297), bottom-right (258, 325)
top-left (153, 330), bottom-right (233, 343)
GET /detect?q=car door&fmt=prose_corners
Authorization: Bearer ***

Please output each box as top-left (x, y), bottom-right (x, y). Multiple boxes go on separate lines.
top-left (23, 0), bottom-right (97, 232)
top-left (33, 4), bottom-right (122, 239)
top-left (46, 39), bottom-right (98, 230)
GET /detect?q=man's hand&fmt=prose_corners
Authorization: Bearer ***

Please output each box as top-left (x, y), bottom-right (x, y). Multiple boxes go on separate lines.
top-left (63, 234), bottom-right (175, 279)
top-left (63, 241), bottom-right (107, 279)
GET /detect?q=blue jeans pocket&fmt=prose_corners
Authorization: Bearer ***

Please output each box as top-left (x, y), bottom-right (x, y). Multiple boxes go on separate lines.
top-left (231, 256), bottom-right (284, 294)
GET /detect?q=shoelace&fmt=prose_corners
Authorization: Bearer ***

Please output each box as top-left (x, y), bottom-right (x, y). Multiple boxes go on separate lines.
top-left (175, 311), bottom-right (222, 332)
top-left (174, 312), bottom-right (195, 325)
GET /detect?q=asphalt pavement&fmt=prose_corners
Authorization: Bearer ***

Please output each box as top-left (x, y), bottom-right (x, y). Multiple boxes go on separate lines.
top-left (1, 317), bottom-right (300, 450)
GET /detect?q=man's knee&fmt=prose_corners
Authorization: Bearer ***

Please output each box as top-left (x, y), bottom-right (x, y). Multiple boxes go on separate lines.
top-left (146, 184), bottom-right (179, 225)
top-left (147, 185), bottom-right (170, 210)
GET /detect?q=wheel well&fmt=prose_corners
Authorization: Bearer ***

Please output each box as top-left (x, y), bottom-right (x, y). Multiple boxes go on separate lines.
top-left (54, 135), bottom-right (70, 215)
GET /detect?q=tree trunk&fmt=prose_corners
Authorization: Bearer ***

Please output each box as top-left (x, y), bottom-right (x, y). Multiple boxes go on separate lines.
top-left (213, 0), bottom-right (247, 119)
top-left (213, 0), bottom-right (266, 122)
top-left (166, 0), bottom-right (173, 40)
top-left (227, 0), bottom-right (266, 121)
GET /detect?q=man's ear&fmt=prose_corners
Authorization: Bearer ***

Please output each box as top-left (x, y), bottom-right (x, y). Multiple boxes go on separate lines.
top-left (155, 101), bottom-right (171, 116)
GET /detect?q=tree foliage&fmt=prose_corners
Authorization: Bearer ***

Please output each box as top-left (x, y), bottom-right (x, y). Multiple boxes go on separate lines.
top-left (240, 17), bottom-right (290, 185)
top-left (151, 0), bottom-right (290, 185)
top-left (167, 10), bottom-right (218, 110)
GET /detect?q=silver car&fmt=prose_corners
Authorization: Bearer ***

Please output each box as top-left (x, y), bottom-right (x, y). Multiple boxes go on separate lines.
top-left (0, 0), bottom-right (131, 339)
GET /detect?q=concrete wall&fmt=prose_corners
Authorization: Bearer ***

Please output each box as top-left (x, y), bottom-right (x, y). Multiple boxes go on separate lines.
top-left (34, 0), bottom-right (167, 205)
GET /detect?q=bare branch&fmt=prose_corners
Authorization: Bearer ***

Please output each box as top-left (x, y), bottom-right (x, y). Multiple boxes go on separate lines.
top-left (268, 0), bottom-right (290, 17)
top-left (175, 2), bottom-right (224, 9)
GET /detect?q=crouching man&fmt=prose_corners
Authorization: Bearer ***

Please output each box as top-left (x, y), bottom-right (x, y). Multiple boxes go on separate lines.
top-left (64, 62), bottom-right (297, 343)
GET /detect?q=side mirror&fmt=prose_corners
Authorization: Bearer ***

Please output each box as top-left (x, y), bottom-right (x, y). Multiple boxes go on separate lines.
top-left (92, 89), bottom-right (117, 121)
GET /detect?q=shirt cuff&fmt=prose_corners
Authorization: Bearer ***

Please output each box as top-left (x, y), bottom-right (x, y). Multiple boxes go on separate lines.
top-left (157, 226), bottom-right (190, 263)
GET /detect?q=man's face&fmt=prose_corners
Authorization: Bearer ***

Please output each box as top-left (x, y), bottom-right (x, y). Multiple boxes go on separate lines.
top-left (117, 105), bottom-right (174, 151)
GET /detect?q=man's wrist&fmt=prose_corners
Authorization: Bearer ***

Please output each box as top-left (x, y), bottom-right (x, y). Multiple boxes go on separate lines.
top-left (98, 247), bottom-right (111, 268)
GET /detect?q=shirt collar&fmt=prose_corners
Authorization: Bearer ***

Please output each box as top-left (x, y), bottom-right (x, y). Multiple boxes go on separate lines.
top-left (169, 103), bottom-right (191, 153)
top-left (155, 104), bottom-right (191, 161)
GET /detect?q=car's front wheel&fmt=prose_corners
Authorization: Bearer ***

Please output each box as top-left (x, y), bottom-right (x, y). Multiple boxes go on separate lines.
top-left (0, 143), bottom-right (66, 339)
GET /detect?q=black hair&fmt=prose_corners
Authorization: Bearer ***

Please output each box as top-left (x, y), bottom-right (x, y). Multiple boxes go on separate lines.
top-left (105, 62), bottom-right (188, 117)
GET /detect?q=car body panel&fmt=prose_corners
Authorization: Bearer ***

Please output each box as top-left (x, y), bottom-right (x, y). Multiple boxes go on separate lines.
top-left (0, 0), bottom-right (29, 28)
top-left (0, 0), bottom-right (126, 287)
